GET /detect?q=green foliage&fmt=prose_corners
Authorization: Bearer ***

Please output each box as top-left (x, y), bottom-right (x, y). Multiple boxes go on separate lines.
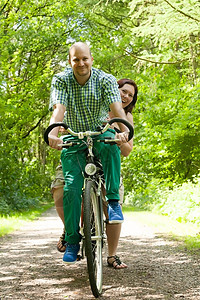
top-left (154, 175), bottom-right (200, 225)
top-left (0, 152), bottom-right (53, 215)
top-left (0, 0), bottom-right (199, 218)
top-left (129, 0), bottom-right (199, 80)
top-left (125, 175), bottom-right (200, 226)
top-left (0, 0), bottom-right (78, 215)
top-left (122, 65), bottom-right (200, 195)
top-left (130, 0), bottom-right (200, 41)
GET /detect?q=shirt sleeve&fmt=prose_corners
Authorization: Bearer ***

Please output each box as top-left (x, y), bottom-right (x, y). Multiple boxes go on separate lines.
top-left (49, 74), bottom-right (68, 111)
top-left (102, 74), bottom-right (121, 107)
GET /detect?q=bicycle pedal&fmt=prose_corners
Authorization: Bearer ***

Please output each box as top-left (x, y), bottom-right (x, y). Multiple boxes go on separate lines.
top-left (77, 254), bottom-right (83, 261)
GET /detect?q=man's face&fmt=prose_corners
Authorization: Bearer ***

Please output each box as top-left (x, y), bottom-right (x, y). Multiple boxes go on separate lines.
top-left (69, 45), bottom-right (93, 79)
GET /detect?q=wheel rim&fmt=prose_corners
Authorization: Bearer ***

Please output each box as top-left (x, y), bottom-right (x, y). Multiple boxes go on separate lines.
top-left (90, 189), bottom-right (103, 292)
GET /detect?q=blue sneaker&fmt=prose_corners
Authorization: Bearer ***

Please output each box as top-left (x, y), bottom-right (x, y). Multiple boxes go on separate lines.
top-left (63, 243), bottom-right (80, 264)
top-left (108, 201), bottom-right (124, 224)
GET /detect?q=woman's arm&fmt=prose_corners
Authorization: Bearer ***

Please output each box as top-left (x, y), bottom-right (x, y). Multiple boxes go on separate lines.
top-left (109, 111), bottom-right (133, 157)
top-left (119, 112), bottom-right (133, 157)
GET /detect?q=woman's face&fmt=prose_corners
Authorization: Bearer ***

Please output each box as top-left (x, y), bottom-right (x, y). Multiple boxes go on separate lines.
top-left (119, 83), bottom-right (135, 109)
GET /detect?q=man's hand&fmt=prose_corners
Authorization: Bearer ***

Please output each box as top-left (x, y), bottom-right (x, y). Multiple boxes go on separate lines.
top-left (115, 132), bottom-right (129, 146)
top-left (48, 135), bottom-right (63, 150)
top-left (48, 103), bottom-right (66, 150)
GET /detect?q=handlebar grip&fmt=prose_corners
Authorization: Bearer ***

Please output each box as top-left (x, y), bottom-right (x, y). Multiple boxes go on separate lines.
top-left (108, 118), bottom-right (134, 141)
top-left (44, 122), bottom-right (69, 145)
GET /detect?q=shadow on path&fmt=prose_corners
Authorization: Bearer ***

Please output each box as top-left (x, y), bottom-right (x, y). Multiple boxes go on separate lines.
top-left (0, 208), bottom-right (200, 299)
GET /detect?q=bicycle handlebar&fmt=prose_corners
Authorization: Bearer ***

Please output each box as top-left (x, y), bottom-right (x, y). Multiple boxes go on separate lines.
top-left (44, 118), bottom-right (134, 146)
top-left (108, 118), bottom-right (134, 141)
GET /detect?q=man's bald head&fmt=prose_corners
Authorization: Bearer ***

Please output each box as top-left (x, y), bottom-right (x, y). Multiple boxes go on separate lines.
top-left (69, 42), bottom-right (92, 60)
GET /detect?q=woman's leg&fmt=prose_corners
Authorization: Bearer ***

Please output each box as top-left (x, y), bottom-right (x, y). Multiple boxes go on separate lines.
top-left (106, 223), bottom-right (127, 269)
top-left (103, 196), bottom-right (128, 269)
top-left (52, 187), bottom-right (66, 252)
top-left (51, 164), bottom-right (65, 225)
top-left (106, 223), bottom-right (121, 256)
top-left (53, 187), bottom-right (64, 224)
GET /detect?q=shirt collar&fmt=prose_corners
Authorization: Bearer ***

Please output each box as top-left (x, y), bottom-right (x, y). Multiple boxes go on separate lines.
top-left (71, 68), bottom-right (94, 87)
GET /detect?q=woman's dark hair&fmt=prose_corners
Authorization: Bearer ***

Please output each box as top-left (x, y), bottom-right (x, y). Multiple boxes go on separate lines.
top-left (117, 78), bottom-right (138, 114)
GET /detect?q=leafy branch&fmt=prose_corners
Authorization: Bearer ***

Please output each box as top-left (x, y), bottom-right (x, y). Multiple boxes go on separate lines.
top-left (122, 48), bottom-right (187, 65)
top-left (0, 0), bottom-right (9, 13)
top-left (23, 114), bottom-right (48, 138)
top-left (164, 0), bottom-right (200, 22)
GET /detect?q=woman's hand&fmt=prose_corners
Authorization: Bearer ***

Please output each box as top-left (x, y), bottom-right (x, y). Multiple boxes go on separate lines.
top-left (115, 132), bottom-right (129, 145)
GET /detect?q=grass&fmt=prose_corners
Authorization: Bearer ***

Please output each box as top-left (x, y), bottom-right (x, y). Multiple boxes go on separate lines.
top-left (1, 204), bottom-right (200, 253)
top-left (0, 203), bottom-right (53, 237)
top-left (122, 206), bottom-right (200, 252)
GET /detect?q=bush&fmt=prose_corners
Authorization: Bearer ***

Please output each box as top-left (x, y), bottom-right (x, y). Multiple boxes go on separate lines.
top-left (125, 175), bottom-right (200, 225)
top-left (154, 175), bottom-right (200, 224)
top-left (0, 159), bottom-right (53, 216)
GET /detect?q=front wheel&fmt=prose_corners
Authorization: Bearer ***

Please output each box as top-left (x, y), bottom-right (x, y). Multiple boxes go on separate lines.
top-left (83, 179), bottom-right (103, 298)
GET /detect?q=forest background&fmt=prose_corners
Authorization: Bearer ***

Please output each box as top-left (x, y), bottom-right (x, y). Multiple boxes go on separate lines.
top-left (0, 0), bottom-right (200, 226)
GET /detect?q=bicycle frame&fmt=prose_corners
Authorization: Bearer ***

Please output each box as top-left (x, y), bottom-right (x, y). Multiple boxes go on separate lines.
top-left (76, 135), bottom-right (105, 297)
top-left (44, 118), bottom-right (134, 298)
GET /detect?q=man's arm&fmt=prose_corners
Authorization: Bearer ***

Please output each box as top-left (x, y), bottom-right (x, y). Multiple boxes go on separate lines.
top-left (110, 102), bottom-right (127, 126)
top-left (48, 103), bottom-right (66, 150)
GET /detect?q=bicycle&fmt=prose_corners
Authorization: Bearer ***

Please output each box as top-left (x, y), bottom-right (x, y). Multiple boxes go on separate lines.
top-left (44, 118), bottom-right (134, 298)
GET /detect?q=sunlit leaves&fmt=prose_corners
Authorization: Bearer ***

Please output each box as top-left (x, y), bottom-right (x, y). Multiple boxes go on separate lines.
top-left (0, 0), bottom-right (199, 214)
top-left (0, 0), bottom-right (79, 214)
top-left (128, 0), bottom-right (200, 69)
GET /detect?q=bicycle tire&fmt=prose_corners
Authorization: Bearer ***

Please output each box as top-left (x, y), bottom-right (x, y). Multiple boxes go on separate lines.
top-left (83, 179), bottom-right (103, 298)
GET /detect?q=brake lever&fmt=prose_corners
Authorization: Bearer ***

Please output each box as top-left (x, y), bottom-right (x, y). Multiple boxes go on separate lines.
top-left (58, 142), bottom-right (80, 148)
top-left (97, 138), bottom-right (120, 145)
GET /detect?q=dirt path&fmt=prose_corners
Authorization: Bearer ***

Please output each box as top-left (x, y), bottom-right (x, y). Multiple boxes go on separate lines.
top-left (1, 208), bottom-right (200, 300)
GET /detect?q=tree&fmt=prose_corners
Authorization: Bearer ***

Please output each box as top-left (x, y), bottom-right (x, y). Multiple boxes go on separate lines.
top-left (0, 0), bottom-right (199, 214)
top-left (0, 0), bottom-right (81, 213)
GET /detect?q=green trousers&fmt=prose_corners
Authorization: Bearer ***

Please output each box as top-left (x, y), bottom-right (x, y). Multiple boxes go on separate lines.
top-left (61, 129), bottom-right (121, 244)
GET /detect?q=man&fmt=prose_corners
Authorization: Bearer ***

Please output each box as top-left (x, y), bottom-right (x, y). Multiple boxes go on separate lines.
top-left (48, 42), bottom-right (129, 264)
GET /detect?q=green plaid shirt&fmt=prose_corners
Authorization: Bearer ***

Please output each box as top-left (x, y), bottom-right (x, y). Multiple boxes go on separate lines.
top-left (49, 67), bottom-right (121, 132)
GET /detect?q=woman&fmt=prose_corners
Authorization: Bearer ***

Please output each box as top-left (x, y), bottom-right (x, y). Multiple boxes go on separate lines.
top-left (51, 78), bottom-right (138, 269)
